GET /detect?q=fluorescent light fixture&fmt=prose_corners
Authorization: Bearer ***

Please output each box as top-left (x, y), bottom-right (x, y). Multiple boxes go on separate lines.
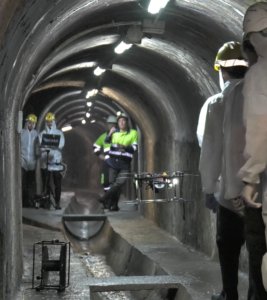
top-left (81, 119), bottom-right (86, 124)
top-left (114, 41), bottom-right (133, 54)
top-left (90, 119), bottom-right (96, 123)
top-left (86, 89), bottom-right (98, 99)
top-left (86, 112), bottom-right (91, 118)
top-left (61, 125), bottom-right (72, 132)
top-left (148, 0), bottom-right (169, 14)
top-left (86, 101), bottom-right (93, 107)
top-left (94, 66), bottom-right (106, 76)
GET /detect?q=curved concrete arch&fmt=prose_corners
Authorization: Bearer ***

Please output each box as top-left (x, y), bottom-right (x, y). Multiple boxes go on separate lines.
top-left (0, 1), bottom-right (257, 298)
top-left (36, 91), bottom-right (82, 130)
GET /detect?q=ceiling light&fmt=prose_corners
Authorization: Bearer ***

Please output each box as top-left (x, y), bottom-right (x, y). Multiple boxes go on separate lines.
top-left (90, 119), bottom-right (96, 123)
top-left (116, 111), bottom-right (122, 116)
top-left (86, 112), bottom-right (91, 118)
top-left (86, 101), bottom-right (93, 107)
top-left (81, 119), bottom-right (86, 124)
top-left (86, 89), bottom-right (98, 98)
top-left (94, 66), bottom-right (106, 76)
top-left (148, 0), bottom-right (170, 14)
top-left (114, 41), bottom-right (133, 54)
top-left (61, 125), bottom-right (72, 132)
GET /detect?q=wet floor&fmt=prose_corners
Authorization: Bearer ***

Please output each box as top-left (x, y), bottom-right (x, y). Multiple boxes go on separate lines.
top-left (21, 191), bottom-right (249, 300)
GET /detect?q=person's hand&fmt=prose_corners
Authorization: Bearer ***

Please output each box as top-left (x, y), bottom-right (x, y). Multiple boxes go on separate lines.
top-left (231, 197), bottom-right (245, 217)
top-left (108, 127), bottom-right (117, 136)
top-left (205, 194), bottom-right (218, 213)
top-left (241, 183), bottom-right (261, 208)
top-left (98, 154), bottom-right (105, 161)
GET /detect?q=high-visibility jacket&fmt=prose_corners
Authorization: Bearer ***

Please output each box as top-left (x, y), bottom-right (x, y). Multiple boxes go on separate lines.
top-left (106, 129), bottom-right (138, 162)
top-left (93, 132), bottom-right (111, 160)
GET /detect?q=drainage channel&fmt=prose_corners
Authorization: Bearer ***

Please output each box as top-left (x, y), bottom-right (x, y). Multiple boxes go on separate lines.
top-left (65, 214), bottom-right (180, 300)
top-left (81, 251), bottom-right (134, 300)
top-left (63, 214), bottom-right (134, 300)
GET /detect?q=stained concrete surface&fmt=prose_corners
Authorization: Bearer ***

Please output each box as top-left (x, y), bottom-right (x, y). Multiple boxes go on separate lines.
top-left (21, 191), bottom-right (249, 299)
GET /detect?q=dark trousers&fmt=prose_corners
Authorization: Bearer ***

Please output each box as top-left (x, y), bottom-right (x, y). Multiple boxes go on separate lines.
top-left (216, 205), bottom-right (245, 300)
top-left (102, 161), bottom-right (110, 190)
top-left (21, 168), bottom-right (36, 207)
top-left (101, 167), bottom-right (129, 209)
top-left (245, 207), bottom-right (267, 300)
top-left (41, 169), bottom-right (62, 205)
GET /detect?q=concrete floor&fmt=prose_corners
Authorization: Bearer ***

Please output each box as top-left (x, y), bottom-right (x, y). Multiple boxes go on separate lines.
top-left (21, 191), bottom-right (249, 299)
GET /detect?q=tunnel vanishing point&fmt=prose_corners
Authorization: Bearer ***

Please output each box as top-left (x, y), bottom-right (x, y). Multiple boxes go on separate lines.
top-left (0, 0), bottom-right (259, 299)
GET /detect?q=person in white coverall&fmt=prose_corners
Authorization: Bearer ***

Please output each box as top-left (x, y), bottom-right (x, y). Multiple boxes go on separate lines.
top-left (39, 112), bottom-right (65, 210)
top-left (237, 2), bottom-right (267, 296)
top-left (198, 41), bottom-right (250, 300)
top-left (21, 114), bottom-right (39, 207)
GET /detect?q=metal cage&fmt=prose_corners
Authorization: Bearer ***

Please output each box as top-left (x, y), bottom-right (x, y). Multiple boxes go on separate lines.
top-left (32, 240), bottom-right (70, 292)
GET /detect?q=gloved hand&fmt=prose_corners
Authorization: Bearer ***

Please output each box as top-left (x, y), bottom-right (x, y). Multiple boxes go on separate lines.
top-left (241, 183), bottom-right (261, 208)
top-left (205, 194), bottom-right (218, 213)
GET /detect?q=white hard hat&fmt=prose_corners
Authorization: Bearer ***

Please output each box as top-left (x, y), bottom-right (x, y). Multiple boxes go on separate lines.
top-left (117, 113), bottom-right (128, 121)
top-left (243, 2), bottom-right (267, 38)
top-left (106, 115), bottom-right (117, 124)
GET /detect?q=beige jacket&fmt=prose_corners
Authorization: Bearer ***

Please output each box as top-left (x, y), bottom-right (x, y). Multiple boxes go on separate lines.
top-left (199, 79), bottom-right (245, 214)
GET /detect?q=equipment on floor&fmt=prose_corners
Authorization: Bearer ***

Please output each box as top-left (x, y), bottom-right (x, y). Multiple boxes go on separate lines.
top-left (32, 240), bottom-right (70, 292)
top-left (34, 149), bottom-right (56, 209)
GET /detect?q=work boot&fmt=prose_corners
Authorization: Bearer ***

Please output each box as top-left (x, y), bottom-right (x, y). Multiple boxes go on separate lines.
top-left (211, 291), bottom-right (226, 300)
top-left (98, 197), bottom-right (108, 209)
top-left (55, 203), bottom-right (61, 210)
top-left (109, 206), bottom-right (120, 212)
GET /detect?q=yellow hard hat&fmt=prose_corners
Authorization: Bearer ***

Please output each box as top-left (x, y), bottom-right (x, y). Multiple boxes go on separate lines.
top-left (26, 114), bottom-right (37, 123)
top-left (45, 112), bottom-right (55, 122)
top-left (214, 41), bottom-right (248, 71)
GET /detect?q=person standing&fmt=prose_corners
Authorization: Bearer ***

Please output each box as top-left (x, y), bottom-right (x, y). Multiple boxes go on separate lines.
top-left (198, 41), bottom-right (249, 300)
top-left (21, 114), bottom-right (39, 207)
top-left (99, 113), bottom-right (138, 211)
top-left (93, 115), bottom-right (117, 204)
top-left (237, 2), bottom-right (267, 297)
top-left (39, 112), bottom-right (65, 210)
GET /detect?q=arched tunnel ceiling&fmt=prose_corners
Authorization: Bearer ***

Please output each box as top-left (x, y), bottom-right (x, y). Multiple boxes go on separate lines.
top-left (0, 0), bottom-right (252, 143)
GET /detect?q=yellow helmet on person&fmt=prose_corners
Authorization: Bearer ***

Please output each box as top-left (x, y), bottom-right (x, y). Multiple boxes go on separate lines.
top-left (214, 41), bottom-right (248, 71)
top-left (45, 112), bottom-right (55, 122)
top-left (26, 114), bottom-right (37, 123)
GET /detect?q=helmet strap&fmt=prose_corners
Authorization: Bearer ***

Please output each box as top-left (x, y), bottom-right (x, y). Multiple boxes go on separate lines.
top-left (219, 70), bottom-right (225, 91)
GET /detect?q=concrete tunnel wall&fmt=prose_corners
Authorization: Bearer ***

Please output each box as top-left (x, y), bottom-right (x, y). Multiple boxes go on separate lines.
top-left (0, 0), bottom-right (261, 298)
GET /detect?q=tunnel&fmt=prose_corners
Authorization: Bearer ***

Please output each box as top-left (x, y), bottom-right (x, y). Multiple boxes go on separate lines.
top-left (0, 0), bottom-right (257, 299)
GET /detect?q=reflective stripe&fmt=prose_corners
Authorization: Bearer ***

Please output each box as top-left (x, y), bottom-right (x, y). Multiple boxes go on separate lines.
top-left (104, 187), bottom-right (110, 191)
top-left (104, 155), bottom-right (110, 160)
top-left (132, 144), bottom-right (138, 151)
top-left (104, 148), bottom-right (110, 153)
top-left (109, 150), bottom-right (133, 158)
top-left (217, 59), bottom-right (248, 68)
top-left (94, 148), bottom-right (100, 153)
